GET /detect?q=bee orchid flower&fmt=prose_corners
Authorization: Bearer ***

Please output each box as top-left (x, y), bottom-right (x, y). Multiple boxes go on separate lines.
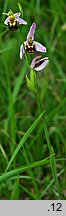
top-left (30, 56), bottom-right (49, 71)
top-left (3, 10), bottom-right (27, 31)
top-left (20, 23), bottom-right (46, 59)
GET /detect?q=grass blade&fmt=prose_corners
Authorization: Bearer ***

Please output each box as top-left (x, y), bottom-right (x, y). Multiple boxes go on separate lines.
top-left (0, 157), bottom-right (50, 182)
top-left (12, 65), bottom-right (27, 103)
top-left (6, 111), bottom-right (45, 172)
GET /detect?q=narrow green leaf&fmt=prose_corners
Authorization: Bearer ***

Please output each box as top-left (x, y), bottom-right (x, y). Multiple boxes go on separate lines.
top-left (0, 157), bottom-right (50, 183)
top-left (26, 74), bottom-right (36, 94)
top-left (30, 69), bottom-right (37, 89)
top-left (11, 177), bottom-right (19, 200)
top-left (13, 65), bottom-right (26, 103)
top-left (50, 146), bottom-right (60, 190)
top-left (18, 2), bottom-right (23, 17)
top-left (20, 184), bottom-right (37, 200)
top-left (0, 144), bottom-right (8, 162)
top-left (6, 111), bottom-right (45, 172)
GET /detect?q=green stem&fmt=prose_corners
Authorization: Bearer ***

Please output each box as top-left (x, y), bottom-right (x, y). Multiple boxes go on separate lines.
top-left (36, 78), bottom-right (61, 197)
top-left (24, 51), bottom-right (30, 71)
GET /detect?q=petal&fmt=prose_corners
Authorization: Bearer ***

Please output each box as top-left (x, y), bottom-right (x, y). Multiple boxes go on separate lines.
top-left (31, 55), bottom-right (42, 68)
top-left (14, 13), bottom-right (21, 17)
top-left (20, 44), bottom-right (25, 59)
top-left (35, 58), bottom-right (49, 71)
top-left (31, 57), bottom-right (49, 71)
top-left (16, 17), bottom-right (27, 25)
top-left (34, 41), bottom-right (46, 52)
top-left (24, 41), bottom-right (27, 47)
top-left (27, 23), bottom-right (36, 40)
top-left (4, 17), bottom-right (9, 25)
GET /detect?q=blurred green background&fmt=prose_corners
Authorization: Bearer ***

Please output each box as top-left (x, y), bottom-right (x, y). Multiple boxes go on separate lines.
top-left (0, 0), bottom-right (66, 200)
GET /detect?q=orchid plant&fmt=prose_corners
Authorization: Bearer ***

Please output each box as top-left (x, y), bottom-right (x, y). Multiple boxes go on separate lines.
top-left (19, 22), bottom-right (49, 93)
top-left (3, 4), bottom-right (49, 95)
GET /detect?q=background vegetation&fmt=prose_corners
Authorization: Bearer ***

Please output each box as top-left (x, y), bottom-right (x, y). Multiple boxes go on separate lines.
top-left (0, 0), bottom-right (66, 200)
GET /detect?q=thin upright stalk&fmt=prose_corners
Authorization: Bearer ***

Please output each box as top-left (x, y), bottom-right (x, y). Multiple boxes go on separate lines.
top-left (36, 77), bottom-right (61, 197)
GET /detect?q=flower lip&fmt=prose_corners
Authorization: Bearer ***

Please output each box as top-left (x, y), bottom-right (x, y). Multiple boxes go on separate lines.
top-left (8, 20), bottom-right (19, 31)
top-left (31, 56), bottom-right (49, 71)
